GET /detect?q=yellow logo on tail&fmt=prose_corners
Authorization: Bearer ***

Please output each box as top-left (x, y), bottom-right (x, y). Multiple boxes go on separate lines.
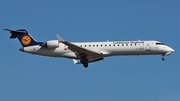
top-left (21, 35), bottom-right (31, 45)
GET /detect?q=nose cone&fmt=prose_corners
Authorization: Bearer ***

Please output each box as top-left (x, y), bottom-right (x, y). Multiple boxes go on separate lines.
top-left (164, 46), bottom-right (174, 55)
top-left (165, 46), bottom-right (174, 54)
top-left (169, 47), bottom-right (174, 52)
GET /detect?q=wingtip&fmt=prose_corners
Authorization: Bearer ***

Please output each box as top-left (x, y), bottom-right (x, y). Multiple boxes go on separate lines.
top-left (56, 34), bottom-right (65, 42)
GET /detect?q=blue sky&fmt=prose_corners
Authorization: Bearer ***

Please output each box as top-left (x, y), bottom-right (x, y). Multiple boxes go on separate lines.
top-left (0, 0), bottom-right (180, 101)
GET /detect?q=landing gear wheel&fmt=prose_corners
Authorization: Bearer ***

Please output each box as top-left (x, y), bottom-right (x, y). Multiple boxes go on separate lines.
top-left (161, 57), bottom-right (165, 61)
top-left (161, 54), bottom-right (165, 61)
top-left (80, 55), bottom-right (89, 68)
top-left (83, 63), bottom-right (88, 68)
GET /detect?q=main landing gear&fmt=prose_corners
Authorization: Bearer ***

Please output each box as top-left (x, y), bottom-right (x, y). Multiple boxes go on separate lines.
top-left (161, 54), bottom-right (165, 61)
top-left (80, 55), bottom-right (88, 68)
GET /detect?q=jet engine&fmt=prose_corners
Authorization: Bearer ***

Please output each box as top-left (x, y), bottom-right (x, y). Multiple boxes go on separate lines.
top-left (41, 40), bottom-right (59, 48)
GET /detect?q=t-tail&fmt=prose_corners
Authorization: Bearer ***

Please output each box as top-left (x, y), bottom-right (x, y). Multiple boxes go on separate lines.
top-left (4, 29), bottom-right (42, 47)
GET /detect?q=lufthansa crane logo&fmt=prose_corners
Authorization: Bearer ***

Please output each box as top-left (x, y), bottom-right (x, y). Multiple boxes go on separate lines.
top-left (21, 35), bottom-right (31, 45)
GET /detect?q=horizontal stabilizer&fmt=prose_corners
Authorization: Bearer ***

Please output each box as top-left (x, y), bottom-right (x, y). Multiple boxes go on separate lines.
top-left (4, 29), bottom-right (28, 39)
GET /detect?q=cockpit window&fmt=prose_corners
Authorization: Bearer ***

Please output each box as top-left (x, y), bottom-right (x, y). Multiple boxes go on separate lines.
top-left (156, 43), bottom-right (165, 45)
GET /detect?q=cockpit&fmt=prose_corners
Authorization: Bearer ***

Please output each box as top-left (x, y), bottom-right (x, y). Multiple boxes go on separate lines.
top-left (156, 42), bottom-right (165, 45)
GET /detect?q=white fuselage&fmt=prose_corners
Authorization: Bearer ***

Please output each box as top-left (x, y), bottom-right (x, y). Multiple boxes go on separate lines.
top-left (21, 40), bottom-right (174, 60)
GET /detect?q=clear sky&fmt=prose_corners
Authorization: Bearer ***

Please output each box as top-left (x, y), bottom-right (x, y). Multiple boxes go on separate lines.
top-left (0, 0), bottom-right (180, 101)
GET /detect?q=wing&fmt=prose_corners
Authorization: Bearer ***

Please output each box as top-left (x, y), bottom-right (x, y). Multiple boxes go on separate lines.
top-left (56, 34), bottom-right (103, 60)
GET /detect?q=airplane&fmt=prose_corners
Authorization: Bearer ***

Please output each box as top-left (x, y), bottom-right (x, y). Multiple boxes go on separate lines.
top-left (4, 29), bottom-right (174, 68)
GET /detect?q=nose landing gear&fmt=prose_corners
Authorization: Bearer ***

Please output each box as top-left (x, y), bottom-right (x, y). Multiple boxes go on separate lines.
top-left (161, 54), bottom-right (165, 61)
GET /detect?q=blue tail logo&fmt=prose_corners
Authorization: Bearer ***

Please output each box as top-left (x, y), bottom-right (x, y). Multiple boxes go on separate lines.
top-left (4, 29), bottom-right (42, 47)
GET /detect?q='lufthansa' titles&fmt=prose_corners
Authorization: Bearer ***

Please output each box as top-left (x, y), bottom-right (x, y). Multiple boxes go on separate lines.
top-left (113, 41), bottom-right (144, 44)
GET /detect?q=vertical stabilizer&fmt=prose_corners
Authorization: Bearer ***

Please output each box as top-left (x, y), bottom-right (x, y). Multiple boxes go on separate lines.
top-left (4, 29), bottom-right (41, 47)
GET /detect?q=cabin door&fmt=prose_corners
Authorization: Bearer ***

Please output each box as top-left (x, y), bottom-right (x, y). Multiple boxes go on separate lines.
top-left (146, 42), bottom-right (151, 51)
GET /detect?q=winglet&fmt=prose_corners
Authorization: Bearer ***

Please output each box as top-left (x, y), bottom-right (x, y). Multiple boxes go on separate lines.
top-left (56, 34), bottom-right (65, 42)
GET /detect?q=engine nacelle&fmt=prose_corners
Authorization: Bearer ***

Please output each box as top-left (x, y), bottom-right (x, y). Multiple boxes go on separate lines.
top-left (43, 40), bottom-right (59, 48)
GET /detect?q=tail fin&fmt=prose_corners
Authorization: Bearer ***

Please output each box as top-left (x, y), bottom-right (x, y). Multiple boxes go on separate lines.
top-left (4, 29), bottom-right (41, 47)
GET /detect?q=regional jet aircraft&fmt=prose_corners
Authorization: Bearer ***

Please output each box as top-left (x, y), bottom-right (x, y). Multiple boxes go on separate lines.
top-left (4, 29), bottom-right (174, 68)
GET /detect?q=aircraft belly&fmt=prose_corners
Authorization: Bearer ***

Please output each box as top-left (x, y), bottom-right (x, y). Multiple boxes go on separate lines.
top-left (101, 47), bottom-right (162, 56)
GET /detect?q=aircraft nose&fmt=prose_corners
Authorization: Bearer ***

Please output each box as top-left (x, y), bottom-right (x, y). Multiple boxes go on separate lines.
top-left (164, 46), bottom-right (174, 55)
top-left (170, 48), bottom-right (175, 52)
top-left (167, 47), bottom-right (174, 52)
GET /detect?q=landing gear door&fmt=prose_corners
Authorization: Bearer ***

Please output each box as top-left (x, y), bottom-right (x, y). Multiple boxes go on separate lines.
top-left (146, 42), bottom-right (151, 51)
